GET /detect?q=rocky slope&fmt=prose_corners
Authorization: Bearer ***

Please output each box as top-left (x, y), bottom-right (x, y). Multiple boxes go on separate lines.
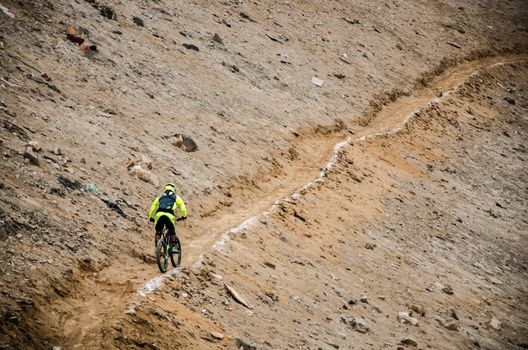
top-left (0, 0), bottom-right (527, 349)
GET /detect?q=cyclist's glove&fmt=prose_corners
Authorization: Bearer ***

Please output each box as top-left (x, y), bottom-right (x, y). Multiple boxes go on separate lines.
top-left (149, 217), bottom-right (155, 223)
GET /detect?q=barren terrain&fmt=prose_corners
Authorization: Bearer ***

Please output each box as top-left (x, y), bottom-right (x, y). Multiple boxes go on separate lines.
top-left (0, 0), bottom-right (527, 349)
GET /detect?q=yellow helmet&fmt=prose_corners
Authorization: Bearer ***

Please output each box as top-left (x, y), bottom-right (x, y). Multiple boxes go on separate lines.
top-left (164, 183), bottom-right (176, 193)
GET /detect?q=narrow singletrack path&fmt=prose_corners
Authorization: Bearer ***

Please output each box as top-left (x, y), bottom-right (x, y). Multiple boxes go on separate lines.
top-left (58, 54), bottom-right (528, 347)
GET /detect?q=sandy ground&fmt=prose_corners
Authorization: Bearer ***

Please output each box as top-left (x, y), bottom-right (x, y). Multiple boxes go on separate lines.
top-left (0, 0), bottom-right (527, 349)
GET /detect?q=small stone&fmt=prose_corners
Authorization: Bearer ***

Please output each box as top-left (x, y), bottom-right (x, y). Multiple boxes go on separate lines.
top-left (450, 309), bottom-right (459, 320)
top-left (236, 338), bottom-right (256, 350)
top-left (54, 147), bottom-right (62, 155)
top-left (129, 165), bottom-right (159, 186)
top-left (132, 17), bottom-right (144, 26)
top-left (169, 135), bottom-right (184, 147)
top-left (488, 276), bottom-right (503, 285)
top-left (100, 5), bottom-right (116, 20)
top-left (360, 295), bottom-right (368, 303)
top-left (351, 317), bottom-right (368, 333)
top-left (441, 319), bottom-right (459, 331)
top-left (212, 33), bottom-right (224, 45)
top-left (311, 77), bottom-right (324, 87)
top-left (489, 317), bottom-right (501, 330)
top-left (442, 284), bottom-right (454, 295)
top-left (183, 43), bottom-right (199, 51)
top-left (210, 331), bottom-right (224, 340)
top-left (398, 312), bottom-right (419, 326)
top-left (347, 298), bottom-right (357, 305)
top-left (23, 147), bottom-right (39, 165)
top-left (410, 304), bottom-right (426, 316)
top-left (400, 338), bottom-right (418, 347)
top-left (263, 261), bottom-right (276, 269)
top-left (28, 141), bottom-right (41, 151)
top-left (371, 303), bottom-right (382, 313)
top-left (364, 242), bottom-right (376, 250)
top-left (504, 97), bottom-right (515, 105)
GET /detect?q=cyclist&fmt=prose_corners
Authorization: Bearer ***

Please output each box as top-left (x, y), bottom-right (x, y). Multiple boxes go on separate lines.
top-left (149, 183), bottom-right (187, 253)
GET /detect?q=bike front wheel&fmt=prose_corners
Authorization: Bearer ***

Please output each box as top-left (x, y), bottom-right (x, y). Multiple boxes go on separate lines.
top-left (156, 238), bottom-right (169, 273)
top-left (170, 238), bottom-right (182, 268)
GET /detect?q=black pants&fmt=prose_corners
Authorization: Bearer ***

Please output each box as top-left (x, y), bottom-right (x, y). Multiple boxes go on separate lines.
top-left (155, 215), bottom-right (176, 236)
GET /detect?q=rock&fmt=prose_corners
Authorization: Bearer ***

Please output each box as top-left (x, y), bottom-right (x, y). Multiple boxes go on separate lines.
top-left (400, 338), bottom-right (418, 347)
top-left (225, 283), bottom-right (253, 309)
top-left (488, 276), bottom-right (503, 285)
top-left (169, 133), bottom-right (198, 152)
top-left (58, 175), bottom-right (81, 190)
top-left (183, 43), bottom-right (199, 51)
top-left (129, 165), bottom-right (159, 186)
top-left (410, 304), bottom-right (426, 316)
top-left (239, 12), bottom-right (256, 22)
top-left (311, 77), bottom-right (324, 87)
top-left (263, 261), bottom-right (276, 269)
top-left (100, 5), bottom-right (116, 20)
top-left (210, 331), bottom-right (224, 340)
top-left (343, 17), bottom-right (360, 24)
top-left (52, 347), bottom-right (62, 350)
top-left (23, 147), bottom-right (39, 165)
top-left (100, 197), bottom-right (127, 218)
top-left (442, 284), bottom-right (454, 295)
top-left (371, 303), bottom-right (382, 313)
top-left (440, 319), bottom-right (459, 331)
top-left (54, 147), bottom-right (63, 155)
top-left (0, 219), bottom-right (18, 241)
top-left (347, 298), bottom-right (357, 305)
top-left (132, 17), bottom-right (144, 26)
top-left (398, 312), bottom-right (419, 326)
top-left (236, 338), bottom-right (256, 350)
top-left (447, 41), bottom-right (462, 49)
top-left (364, 242), bottom-right (376, 250)
top-left (351, 317), bottom-right (369, 333)
top-left (212, 33), bottom-right (223, 45)
top-left (28, 141), bottom-right (41, 151)
top-left (450, 309), bottom-right (459, 320)
top-left (489, 317), bottom-right (501, 330)
top-left (360, 295), bottom-right (368, 303)
top-left (169, 135), bottom-right (184, 148)
top-left (201, 331), bottom-right (224, 342)
top-left (85, 183), bottom-right (100, 194)
top-left (504, 97), bottom-right (515, 105)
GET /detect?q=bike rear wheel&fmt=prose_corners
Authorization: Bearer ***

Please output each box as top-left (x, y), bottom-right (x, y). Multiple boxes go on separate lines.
top-left (156, 238), bottom-right (169, 273)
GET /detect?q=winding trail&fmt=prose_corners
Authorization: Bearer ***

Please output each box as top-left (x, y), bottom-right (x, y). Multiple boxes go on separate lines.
top-left (137, 54), bottom-right (528, 296)
top-left (60, 53), bottom-right (527, 347)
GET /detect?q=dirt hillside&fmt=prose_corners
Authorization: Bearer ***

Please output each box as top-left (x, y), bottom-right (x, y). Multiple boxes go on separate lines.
top-left (0, 0), bottom-right (527, 349)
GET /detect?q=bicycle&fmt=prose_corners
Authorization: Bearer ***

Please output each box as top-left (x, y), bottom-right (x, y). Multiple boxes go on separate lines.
top-left (156, 218), bottom-right (183, 273)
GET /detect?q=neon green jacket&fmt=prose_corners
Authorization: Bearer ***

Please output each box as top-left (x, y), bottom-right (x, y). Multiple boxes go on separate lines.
top-left (148, 192), bottom-right (187, 225)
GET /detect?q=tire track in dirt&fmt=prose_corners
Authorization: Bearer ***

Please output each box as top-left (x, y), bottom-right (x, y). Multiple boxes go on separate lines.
top-left (59, 54), bottom-right (527, 347)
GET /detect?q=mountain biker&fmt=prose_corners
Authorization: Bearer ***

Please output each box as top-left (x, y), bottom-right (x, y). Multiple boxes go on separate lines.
top-left (148, 183), bottom-right (187, 253)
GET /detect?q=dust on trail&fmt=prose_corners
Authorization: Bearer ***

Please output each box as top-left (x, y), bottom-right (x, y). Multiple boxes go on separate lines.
top-left (60, 54), bottom-right (528, 346)
top-left (138, 53), bottom-right (528, 295)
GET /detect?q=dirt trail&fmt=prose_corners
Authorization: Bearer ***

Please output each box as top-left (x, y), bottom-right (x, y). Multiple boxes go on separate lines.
top-left (56, 53), bottom-right (527, 347)
top-left (195, 54), bottom-right (528, 252)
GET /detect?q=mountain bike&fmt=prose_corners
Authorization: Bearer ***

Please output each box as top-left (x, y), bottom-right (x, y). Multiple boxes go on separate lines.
top-left (156, 222), bottom-right (182, 273)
